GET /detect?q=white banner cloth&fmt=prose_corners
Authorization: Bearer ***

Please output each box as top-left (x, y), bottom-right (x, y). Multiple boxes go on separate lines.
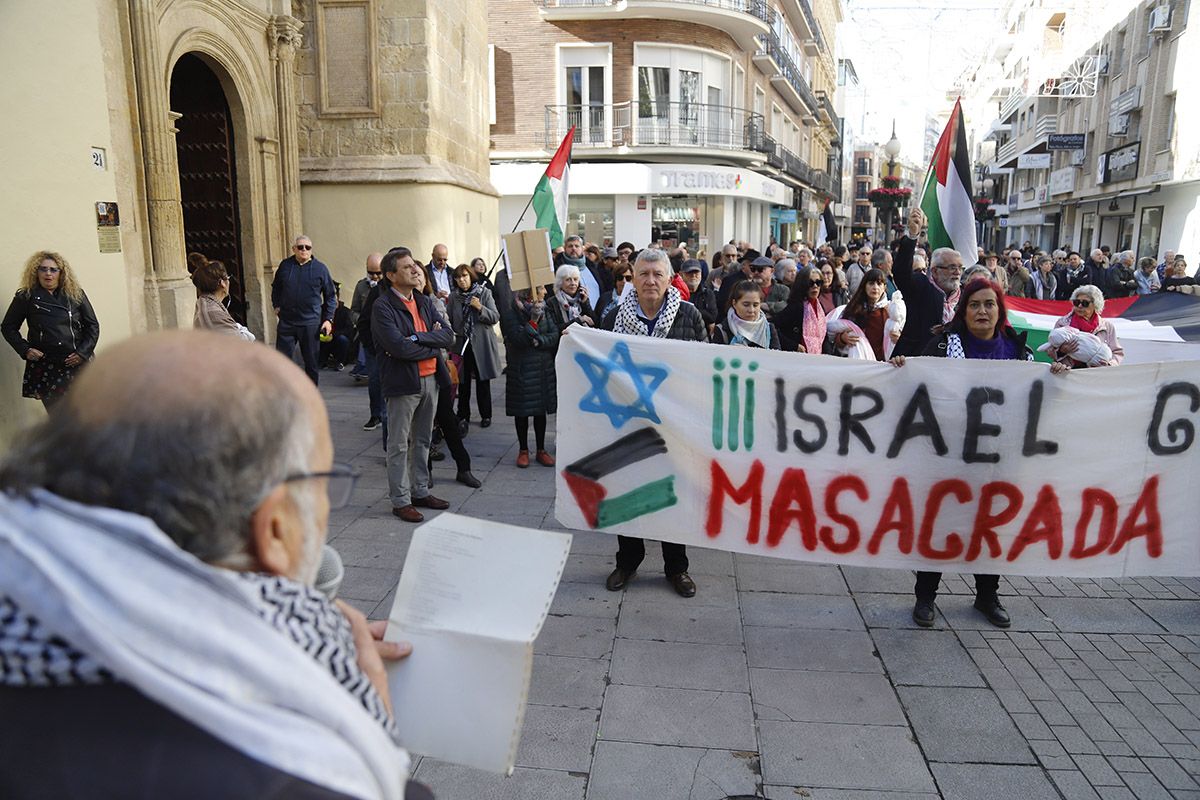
top-left (554, 327), bottom-right (1200, 577)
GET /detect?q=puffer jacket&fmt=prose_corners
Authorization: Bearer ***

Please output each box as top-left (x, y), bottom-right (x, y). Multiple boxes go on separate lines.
top-left (500, 300), bottom-right (560, 417)
top-left (2, 286), bottom-right (100, 359)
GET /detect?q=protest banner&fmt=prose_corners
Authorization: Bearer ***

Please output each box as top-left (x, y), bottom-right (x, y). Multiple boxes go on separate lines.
top-left (554, 326), bottom-right (1200, 577)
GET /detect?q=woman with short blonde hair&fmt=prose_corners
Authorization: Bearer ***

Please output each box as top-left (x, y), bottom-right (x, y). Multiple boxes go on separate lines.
top-left (2, 251), bottom-right (100, 408)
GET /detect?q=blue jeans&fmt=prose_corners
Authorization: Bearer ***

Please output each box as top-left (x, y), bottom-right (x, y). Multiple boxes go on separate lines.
top-left (351, 344), bottom-right (368, 376)
top-left (276, 321), bottom-right (320, 384)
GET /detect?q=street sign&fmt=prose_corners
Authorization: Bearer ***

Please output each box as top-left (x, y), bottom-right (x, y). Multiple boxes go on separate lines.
top-left (1047, 134), bottom-right (1086, 150)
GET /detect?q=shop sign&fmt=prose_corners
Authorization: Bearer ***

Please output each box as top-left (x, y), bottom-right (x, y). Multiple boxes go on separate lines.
top-left (653, 166), bottom-right (789, 204)
top-left (636, 196), bottom-right (647, 210)
top-left (1109, 113), bottom-right (1130, 136)
top-left (1099, 142), bottom-right (1140, 184)
top-left (1047, 134), bottom-right (1086, 150)
top-left (1110, 86), bottom-right (1142, 116)
top-left (777, 209), bottom-right (798, 223)
top-left (1018, 153), bottom-right (1052, 169)
top-left (1049, 167), bottom-right (1076, 196)
top-left (659, 169), bottom-right (740, 192)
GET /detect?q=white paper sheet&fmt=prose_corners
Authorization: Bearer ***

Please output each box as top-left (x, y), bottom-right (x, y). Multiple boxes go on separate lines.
top-left (383, 513), bottom-right (571, 774)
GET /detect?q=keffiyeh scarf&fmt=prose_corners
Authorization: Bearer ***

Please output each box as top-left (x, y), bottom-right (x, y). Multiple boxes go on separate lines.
top-left (613, 285), bottom-right (681, 338)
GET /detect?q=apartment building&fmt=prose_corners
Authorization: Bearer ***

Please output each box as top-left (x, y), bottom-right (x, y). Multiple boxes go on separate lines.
top-left (835, 56), bottom-right (865, 243)
top-left (488, 0), bottom-right (844, 252)
top-left (959, 0), bottom-right (1196, 260)
top-left (851, 148), bottom-right (877, 239)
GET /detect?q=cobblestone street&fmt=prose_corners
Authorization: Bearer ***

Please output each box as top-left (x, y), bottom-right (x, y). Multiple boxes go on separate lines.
top-left (321, 374), bottom-right (1200, 800)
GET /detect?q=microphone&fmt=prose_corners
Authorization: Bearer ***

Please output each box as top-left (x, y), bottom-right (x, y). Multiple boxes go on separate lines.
top-left (314, 544), bottom-right (345, 599)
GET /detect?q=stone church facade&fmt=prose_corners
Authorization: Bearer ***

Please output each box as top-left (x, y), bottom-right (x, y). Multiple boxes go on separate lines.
top-left (0, 0), bottom-right (495, 444)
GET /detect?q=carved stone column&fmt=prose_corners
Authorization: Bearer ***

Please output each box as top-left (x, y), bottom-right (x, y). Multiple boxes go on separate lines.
top-left (271, 15), bottom-right (304, 244)
top-left (129, 0), bottom-right (193, 330)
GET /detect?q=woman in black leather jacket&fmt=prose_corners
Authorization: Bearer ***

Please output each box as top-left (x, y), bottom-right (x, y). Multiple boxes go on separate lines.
top-left (2, 251), bottom-right (100, 409)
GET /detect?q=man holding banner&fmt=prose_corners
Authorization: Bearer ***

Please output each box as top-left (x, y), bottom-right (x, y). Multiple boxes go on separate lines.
top-left (598, 249), bottom-right (707, 598)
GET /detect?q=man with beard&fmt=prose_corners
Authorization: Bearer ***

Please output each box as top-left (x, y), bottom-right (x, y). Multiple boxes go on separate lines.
top-left (891, 208), bottom-right (964, 357)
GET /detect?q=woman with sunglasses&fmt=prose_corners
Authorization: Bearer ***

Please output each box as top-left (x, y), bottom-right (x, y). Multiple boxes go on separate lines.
top-left (596, 263), bottom-right (633, 323)
top-left (3, 251), bottom-right (100, 409)
top-left (1045, 285), bottom-right (1124, 368)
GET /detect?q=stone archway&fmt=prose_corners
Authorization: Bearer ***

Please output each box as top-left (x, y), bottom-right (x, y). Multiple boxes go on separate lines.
top-left (170, 53), bottom-right (248, 323)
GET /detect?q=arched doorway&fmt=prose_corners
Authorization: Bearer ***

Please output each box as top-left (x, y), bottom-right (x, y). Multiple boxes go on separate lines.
top-left (170, 53), bottom-right (247, 322)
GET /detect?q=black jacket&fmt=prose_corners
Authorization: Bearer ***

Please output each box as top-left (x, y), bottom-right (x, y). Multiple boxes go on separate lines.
top-left (2, 286), bottom-right (100, 360)
top-left (599, 299), bottom-right (707, 342)
top-left (1106, 263), bottom-right (1137, 298)
top-left (500, 301), bottom-right (560, 418)
top-left (690, 284), bottom-right (720, 327)
top-left (922, 325), bottom-right (1033, 361)
top-left (891, 236), bottom-right (948, 357)
top-left (271, 256), bottom-right (336, 326)
top-left (370, 288), bottom-right (454, 397)
top-left (1057, 264), bottom-right (1101, 301)
top-left (545, 291), bottom-right (596, 333)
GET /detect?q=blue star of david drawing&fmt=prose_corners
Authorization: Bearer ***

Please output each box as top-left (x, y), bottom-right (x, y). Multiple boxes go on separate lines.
top-left (575, 341), bottom-right (669, 428)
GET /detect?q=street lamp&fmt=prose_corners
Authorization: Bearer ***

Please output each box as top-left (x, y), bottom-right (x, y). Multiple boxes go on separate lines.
top-left (982, 177), bottom-right (995, 250)
top-left (884, 121), bottom-right (902, 239)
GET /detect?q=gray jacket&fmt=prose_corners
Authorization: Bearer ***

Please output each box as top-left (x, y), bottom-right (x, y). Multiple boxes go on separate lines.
top-left (448, 285), bottom-right (502, 381)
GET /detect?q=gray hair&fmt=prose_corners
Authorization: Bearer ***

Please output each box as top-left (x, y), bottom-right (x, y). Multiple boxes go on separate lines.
top-left (870, 249), bottom-right (892, 269)
top-left (633, 248), bottom-right (670, 275)
top-left (554, 263), bottom-right (581, 290)
top-left (963, 265), bottom-right (992, 284)
top-left (1071, 284), bottom-right (1105, 313)
top-left (294, 234), bottom-right (312, 245)
top-left (1034, 254), bottom-right (1053, 269)
top-left (912, 253), bottom-right (927, 271)
top-left (775, 257), bottom-right (797, 273)
top-left (0, 370), bottom-right (315, 569)
top-left (930, 247), bottom-right (963, 269)
top-left (1120, 250), bottom-right (1136, 265)
top-left (564, 235), bottom-right (583, 246)
top-left (797, 247), bottom-right (813, 258)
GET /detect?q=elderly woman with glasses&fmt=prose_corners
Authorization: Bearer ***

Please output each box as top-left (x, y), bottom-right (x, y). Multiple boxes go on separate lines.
top-left (2, 251), bottom-right (100, 409)
top-left (1045, 284), bottom-right (1124, 368)
top-left (193, 260), bottom-right (255, 341)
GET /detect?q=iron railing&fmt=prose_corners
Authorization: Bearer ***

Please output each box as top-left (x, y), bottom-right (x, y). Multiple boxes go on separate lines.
top-left (537, 0), bottom-right (774, 24)
top-left (545, 101), bottom-right (765, 152)
top-left (795, 0), bottom-right (826, 53)
top-left (756, 32), bottom-right (818, 113)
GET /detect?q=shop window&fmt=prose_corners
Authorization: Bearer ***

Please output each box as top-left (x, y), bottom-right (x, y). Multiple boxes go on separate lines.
top-left (1079, 211), bottom-right (1096, 251)
top-left (1138, 206), bottom-right (1163, 259)
top-left (567, 195), bottom-right (615, 247)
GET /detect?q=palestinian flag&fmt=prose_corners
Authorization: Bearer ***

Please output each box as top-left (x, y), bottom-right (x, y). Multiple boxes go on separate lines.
top-left (920, 99), bottom-right (977, 259)
top-left (532, 126), bottom-right (575, 249)
top-left (817, 200), bottom-right (836, 244)
top-left (1005, 293), bottom-right (1200, 365)
top-left (562, 428), bottom-right (677, 529)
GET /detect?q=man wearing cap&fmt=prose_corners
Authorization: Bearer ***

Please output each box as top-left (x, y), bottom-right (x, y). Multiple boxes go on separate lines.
top-left (844, 244), bottom-right (872, 296)
top-left (679, 259), bottom-right (718, 327)
top-left (715, 249), bottom-right (762, 311)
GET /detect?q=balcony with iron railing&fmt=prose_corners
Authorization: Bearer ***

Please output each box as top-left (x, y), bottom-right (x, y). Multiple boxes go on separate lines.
top-left (536, 0), bottom-right (773, 51)
top-left (754, 32), bottom-right (818, 120)
top-left (814, 89), bottom-right (841, 134)
top-left (544, 101), bottom-right (767, 159)
top-left (776, 0), bottom-right (825, 55)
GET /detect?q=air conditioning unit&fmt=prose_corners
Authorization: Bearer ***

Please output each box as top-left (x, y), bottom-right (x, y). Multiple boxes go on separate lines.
top-left (1150, 6), bottom-right (1172, 34)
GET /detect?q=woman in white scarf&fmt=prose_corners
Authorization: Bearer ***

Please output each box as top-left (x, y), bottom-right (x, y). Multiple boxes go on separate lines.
top-left (710, 278), bottom-right (780, 349)
top-left (550, 264), bottom-right (595, 330)
top-left (826, 267), bottom-right (904, 360)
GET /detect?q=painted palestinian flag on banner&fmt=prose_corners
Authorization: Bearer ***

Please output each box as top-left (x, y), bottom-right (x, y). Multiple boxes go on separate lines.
top-left (817, 200), bottom-right (836, 243)
top-left (1004, 293), bottom-right (1200, 364)
top-left (532, 127), bottom-right (575, 249)
top-left (920, 100), bottom-right (977, 259)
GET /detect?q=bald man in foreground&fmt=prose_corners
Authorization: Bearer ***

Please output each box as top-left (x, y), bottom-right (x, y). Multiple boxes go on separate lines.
top-left (0, 331), bottom-right (431, 800)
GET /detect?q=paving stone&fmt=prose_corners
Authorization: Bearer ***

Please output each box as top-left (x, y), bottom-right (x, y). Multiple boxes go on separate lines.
top-left (1133, 599), bottom-right (1200, 634)
top-left (1118, 771), bottom-right (1173, 799)
top-left (413, 762), bottom-right (586, 800)
top-left (528, 655), bottom-right (609, 709)
top-left (587, 741), bottom-right (759, 800)
top-left (764, 790), bottom-right (938, 800)
top-left (515, 705), bottom-right (599, 772)
top-left (619, 571), bottom-right (739, 608)
top-left (548, 579), bottom-right (620, 618)
top-left (1033, 598), bottom-right (1166, 634)
top-left (610, 638), bottom-right (749, 692)
top-left (340, 564), bottom-right (400, 600)
top-left (534, 613), bottom-right (616, 659)
top-left (1052, 725), bottom-right (1101, 755)
top-left (559, 553), bottom-right (620, 584)
top-left (599, 685), bottom-right (755, 750)
top-left (739, 592), bottom-right (865, 630)
top-left (937, 595), bottom-right (1057, 632)
top-left (750, 668), bottom-right (907, 725)
top-left (1071, 753), bottom-right (1122, 785)
top-left (682, 546), bottom-right (736, 577)
top-left (930, 764), bottom-right (1060, 800)
top-left (840, 566), bottom-right (915, 594)
top-left (898, 686), bottom-right (1034, 764)
top-left (735, 559), bottom-right (848, 594)
top-left (872, 629), bottom-right (985, 687)
top-left (855, 592), bottom-right (939, 629)
top-left (1011, 712), bottom-right (1055, 740)
top-left (615, 602), bottom-right (743, 645)
top-left (1046, 769), bottom-right (1102, 800)
top-left (744, 626), bottom-right (882, 673)
top-left (1144, 756), bottom-right (1200, 790)
top-left (757, 720), bottom-right (935, 792)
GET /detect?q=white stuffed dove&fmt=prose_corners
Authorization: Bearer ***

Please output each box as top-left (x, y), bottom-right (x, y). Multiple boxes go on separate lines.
top-left (1038, 326), bottom-right (1113, 367)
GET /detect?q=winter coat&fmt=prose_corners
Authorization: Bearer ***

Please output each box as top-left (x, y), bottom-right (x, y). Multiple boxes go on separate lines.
top-left (922, 325), bottom-right (1034, 361)
top-left (888, 236), bottom-right (947, 357)
top-left (370, 287), bottom-right (454, 397)
top-left (545, 289), bottom-right (596, 334)
top-left (500, 300), bottom-right (559, 417)
top-left (2, 285), bottom-right (100, 360)
top-left (710, 317), bottom-right (781, 349)
top-left (599, 297), bottom-right (707, 342)
top-left (448, 284), bottom-right (502, 381)
top-left (689, 284), bottom-right (720, 326)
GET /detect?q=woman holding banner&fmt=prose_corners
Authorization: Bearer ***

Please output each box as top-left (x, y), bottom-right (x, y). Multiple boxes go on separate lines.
top-left (710, 279), bottom-right (781, 350)
top-left (1045, 285), bottom-right (1124, 369)
top-left (775, 268), bottom-right (831, 354)
top-left (891, 277), bottom-right (1068, 628)
top-left (825, 268), bottom-right (902, 361)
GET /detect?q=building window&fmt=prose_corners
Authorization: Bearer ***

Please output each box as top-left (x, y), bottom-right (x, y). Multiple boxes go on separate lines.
top-left (561, 45), bottom-right (610, 145)
top-left (1161, 93), bottom-right (1176, 151)
top-left (856, 180), bottom-right (869, 200)
top-left (1079, 211), bottom-right (1096, 251)
top-left (634, 45), bottom-right (730, 147)
top-left (1138, 206), bottom-right (1163, 259)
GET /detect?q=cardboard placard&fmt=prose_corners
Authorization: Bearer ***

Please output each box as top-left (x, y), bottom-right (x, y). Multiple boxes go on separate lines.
top-left (502, 229), bottom-right (555, 292)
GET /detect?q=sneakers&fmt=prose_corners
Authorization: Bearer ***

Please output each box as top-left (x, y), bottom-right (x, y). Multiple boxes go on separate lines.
top-left (535, 450), bottom-right (555, 467)
top-left (362, 416), bottom-right (382, 431)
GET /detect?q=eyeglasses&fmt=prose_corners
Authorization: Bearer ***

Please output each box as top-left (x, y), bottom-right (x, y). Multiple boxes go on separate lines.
top-left (936, 265), bottom-right (965, 274)
top-left (1072, 299), bottom-right (1093, 308)
top-left (295, 244), bottom-right (313, 251)
top-left (37, 266), bottom-right (61, 274)
top-left (368, 271), bottom-right (382, 278)
top-left (614, 275), bottom-right (630, 283)
top-left (750, 266), bottom-right (768, 272)
top-left (281, 462), bottom-right (359, 509)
